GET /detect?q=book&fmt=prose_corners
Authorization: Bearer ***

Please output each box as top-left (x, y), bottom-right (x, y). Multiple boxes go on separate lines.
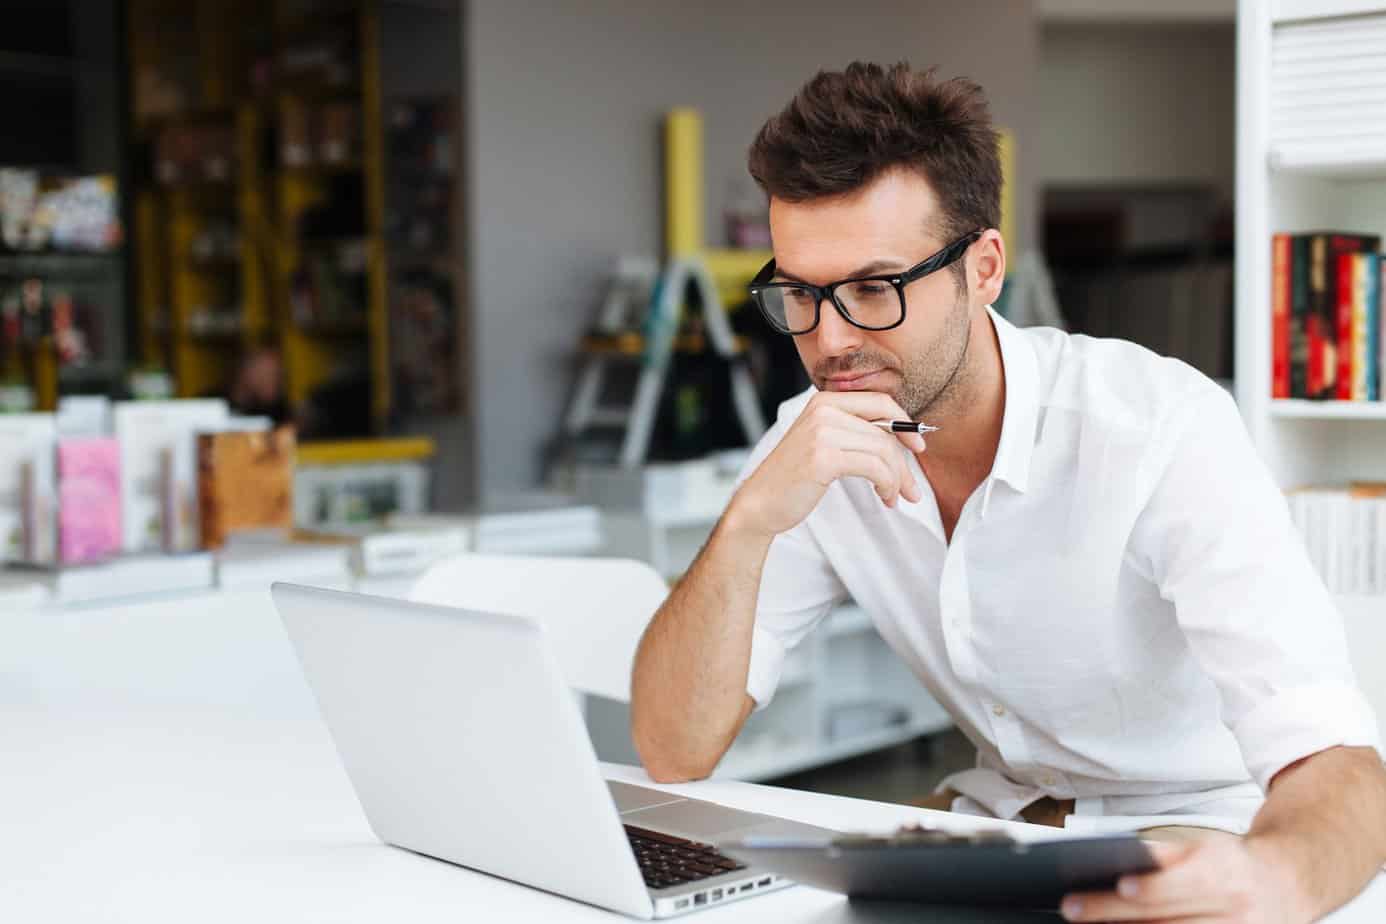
top-left (213, 537), bottom-right (353, 592)
top-left (1306, 233), bottom-right (1379, 399)
top-left (1351, 254), bottom-right (1372, 401)
top-left (1335, 251), bottom-right (1355, 400)
top-left (1286, 483), bottom-right (1386, 595)
top-left (1371, 253), bottom-right (1382, 402)
top-left (0, 552), bottom-right (214, 605)
top-left (293, 522), bottom-right (470, 577)
top-left (1335, 252), bottom-right (1378, 403)
top-left (55, 395), bottom-right (112, 436)
top-left (1271, 234), bottom-right (1291, 399)
top-left (114, 399), bottom-right (229, 553)
top-left (0, 413), bottom-right (57, 565)
top-left (387, 496), bottom-right (604, 557)
top-left (1290, 235), bottom-right (1311, 398)
top-left (197, 426), bottom-right (295, 550)
top-left (55, 437), bottom-right (121, 565)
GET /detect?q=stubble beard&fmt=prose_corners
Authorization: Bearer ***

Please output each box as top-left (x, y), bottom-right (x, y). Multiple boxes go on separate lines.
top-left (896, 285), bottom-right (972, 419)
top-left (809, 283), bottom-right (973, 419)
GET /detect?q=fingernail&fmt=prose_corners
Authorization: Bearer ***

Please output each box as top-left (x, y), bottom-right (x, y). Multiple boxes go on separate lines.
top-left (1061, 898), bottom-right (1082, 919)
top-left (1118, 878), bottom-right (1138, 898)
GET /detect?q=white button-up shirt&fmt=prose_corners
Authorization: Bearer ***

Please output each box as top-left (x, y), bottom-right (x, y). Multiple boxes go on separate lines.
top-left (741, 308), bottom-right (1382, 834)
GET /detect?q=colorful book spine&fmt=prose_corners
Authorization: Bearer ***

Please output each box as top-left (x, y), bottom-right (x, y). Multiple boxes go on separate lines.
top-left (1352, 254), bottom-right (1371, 402)
top-left (56, 436), bottom-right (121, 565)
top-left (1290, 235), bottom-right (1311, 398)
top-left (1370, 253), bottom-right (1381, 402)
top-left (1306, 232), bottom-right (1380, 399)
top-left (1271, 234), bottom-right (1291, 399)
top-left (1335, 251), bottom-right (1355, 400)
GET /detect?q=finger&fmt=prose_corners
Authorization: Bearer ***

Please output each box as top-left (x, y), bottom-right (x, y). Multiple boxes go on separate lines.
top-left (810, 392), bottom-right (928, 452)
top-left (1060, 888), bottom-right (1218, 922)
top-left (819, 419), bottom-right (921, 504)
top-left (816, 408), bottom-right (923, 502)
top-left (818, 443), bottom-right (902, 506)
top-left (1106, 841), bottom-right (1250, 917)
top-left (1061, 848), bottom-right (1224, 923)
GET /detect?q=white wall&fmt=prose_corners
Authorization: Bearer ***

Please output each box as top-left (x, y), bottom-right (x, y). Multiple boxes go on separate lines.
top-left (464, 0), bottom-right (1041, 498)
top-left (1036, 23), bottom-right (1235, 197)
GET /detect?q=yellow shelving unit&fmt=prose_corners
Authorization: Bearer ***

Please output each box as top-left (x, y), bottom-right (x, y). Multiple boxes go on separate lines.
top-left (129, 0), bottom-right (391, 431)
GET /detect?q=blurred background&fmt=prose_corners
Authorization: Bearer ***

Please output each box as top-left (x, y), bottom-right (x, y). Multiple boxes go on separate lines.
top-left (2, 0), bottom-right (1263, 797)
top-left (0, 0), bottom-right (1236, 509)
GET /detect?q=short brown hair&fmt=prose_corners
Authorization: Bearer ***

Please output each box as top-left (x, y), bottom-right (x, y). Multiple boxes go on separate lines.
top-left (748, 62), bottom-right (1001, 245)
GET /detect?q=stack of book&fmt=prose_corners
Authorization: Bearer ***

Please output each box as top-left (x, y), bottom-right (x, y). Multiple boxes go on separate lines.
top-left (0, 397), bottom-right (282, 607)
top-left (390, 493), bottom-right (604, 557)
top-left (1286, 484), bottom-right (1386, 595)
top-left (212, 531), bottom-right (354, 592)
top-left (1270, 232), bottom-right (1383, 401)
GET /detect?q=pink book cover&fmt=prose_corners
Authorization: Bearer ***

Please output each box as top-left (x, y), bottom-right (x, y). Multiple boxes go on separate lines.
top-left (57, 437), bottom-right (122, 565)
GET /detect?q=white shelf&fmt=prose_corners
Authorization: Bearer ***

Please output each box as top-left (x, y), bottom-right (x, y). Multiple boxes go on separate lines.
top-left (1270, 149), bottom-right (1386, 180)
top-left (1269, 400), bottom-right (1386, 420)
top-left (1273, 0), bottom-right (1385, 23)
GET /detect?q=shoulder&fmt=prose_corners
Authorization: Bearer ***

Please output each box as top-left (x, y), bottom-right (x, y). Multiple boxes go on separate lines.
top-left (1027, 325), bottom-right (1224, 435)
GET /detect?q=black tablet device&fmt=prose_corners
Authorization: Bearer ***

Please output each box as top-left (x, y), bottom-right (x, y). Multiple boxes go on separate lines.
top-left (719, 826), bottom-right (1158, 909)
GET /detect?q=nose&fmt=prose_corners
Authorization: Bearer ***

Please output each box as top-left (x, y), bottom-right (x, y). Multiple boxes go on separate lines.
top-left (809, 295), bottom-right (864, 357)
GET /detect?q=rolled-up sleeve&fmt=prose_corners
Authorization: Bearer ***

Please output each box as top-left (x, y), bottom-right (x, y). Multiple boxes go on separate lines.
top-left (1135, 385), bottom-right (1382, 791)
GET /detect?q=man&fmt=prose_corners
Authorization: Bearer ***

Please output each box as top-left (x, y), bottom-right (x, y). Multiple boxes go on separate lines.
top-left (630, 62), bottom-right (1386, 923)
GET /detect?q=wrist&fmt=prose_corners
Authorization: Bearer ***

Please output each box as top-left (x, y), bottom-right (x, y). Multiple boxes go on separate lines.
top-left (1245, 833), bottom-right (1319, 923)
top-left (718, 493), bottom-right (778, 548)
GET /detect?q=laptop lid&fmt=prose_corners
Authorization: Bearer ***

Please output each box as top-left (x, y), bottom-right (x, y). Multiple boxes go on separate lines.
top-left (272, 582), bottom-right (653, 919)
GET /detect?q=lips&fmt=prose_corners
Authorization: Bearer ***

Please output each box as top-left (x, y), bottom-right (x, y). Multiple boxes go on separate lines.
top-left (823, 370), bottom-right (886, 391)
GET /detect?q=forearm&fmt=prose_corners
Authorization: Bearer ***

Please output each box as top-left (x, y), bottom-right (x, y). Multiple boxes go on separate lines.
top-left (1246, 745), bottom-right (1386, 920)
top-left (630, 505), bottom-right (774, 782)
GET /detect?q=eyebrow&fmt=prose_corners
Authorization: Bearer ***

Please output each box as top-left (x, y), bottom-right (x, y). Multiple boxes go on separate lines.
top-left (772, 259), bottom-right (907, 284)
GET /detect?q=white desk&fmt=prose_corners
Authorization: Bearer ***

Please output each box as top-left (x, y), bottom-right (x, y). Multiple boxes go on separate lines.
top-left (2, 591), bottom-right (1383, 922)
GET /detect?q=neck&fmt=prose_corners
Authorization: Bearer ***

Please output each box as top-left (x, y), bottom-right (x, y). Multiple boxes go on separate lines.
top-left (918, 307), bottom-right (1006, 480)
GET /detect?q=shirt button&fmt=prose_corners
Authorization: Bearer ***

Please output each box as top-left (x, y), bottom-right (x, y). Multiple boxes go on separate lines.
top-left (1040, 774), bottom-right (1057, 787)
top-left (991, 704), bottom-right (1006, 717)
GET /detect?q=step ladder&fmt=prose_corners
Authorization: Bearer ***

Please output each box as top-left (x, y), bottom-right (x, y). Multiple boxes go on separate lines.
top-left (562, 254), bottom-right (767, 468)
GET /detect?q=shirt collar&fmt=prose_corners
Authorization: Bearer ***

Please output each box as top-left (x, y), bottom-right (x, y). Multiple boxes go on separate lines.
top-left (981, 306), bottom-right (1040, 514)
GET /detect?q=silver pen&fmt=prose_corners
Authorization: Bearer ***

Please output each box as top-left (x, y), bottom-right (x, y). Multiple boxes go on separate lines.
top-left (870, 419), bottom-right (939, 435)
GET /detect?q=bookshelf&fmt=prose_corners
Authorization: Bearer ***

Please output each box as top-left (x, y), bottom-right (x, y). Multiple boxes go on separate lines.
top-left (129, 0), bottom-right (392, 432)
top-left (1235, 0), bottom-right (1386, 490)
top-left (1237, 0), bottom-right (1386, 606)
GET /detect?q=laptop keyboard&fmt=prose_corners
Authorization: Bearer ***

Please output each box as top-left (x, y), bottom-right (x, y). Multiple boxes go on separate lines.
top-left (624, 824), bottom-right (748, 891)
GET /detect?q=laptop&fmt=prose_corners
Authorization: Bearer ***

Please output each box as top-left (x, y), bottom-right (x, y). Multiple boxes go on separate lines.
top-left (272, 582), bottom-right (836, 919)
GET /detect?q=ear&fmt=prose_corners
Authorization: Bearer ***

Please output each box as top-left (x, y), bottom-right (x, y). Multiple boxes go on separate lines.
top-left (970, 229), bottom-right (1007, 306)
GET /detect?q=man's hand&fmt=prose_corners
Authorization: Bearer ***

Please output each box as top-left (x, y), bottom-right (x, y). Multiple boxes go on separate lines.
top-left (726, 391), bottom-right (926, 540)
top-left (1059, 837), bottom-right (1315, 924)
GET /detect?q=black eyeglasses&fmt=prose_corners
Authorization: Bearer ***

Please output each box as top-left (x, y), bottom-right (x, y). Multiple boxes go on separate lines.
top-left (747, 231), bottom-right (982, 335)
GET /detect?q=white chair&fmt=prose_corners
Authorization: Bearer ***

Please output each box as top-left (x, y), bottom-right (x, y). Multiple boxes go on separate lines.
top-left (408, 554), bottom-right (669, 704)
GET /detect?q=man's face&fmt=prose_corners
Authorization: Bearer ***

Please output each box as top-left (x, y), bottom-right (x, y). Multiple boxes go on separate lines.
top-left (767, 168), bottom-right (975, 418)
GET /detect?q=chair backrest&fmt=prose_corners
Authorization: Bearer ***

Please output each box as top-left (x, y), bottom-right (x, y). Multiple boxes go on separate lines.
top-left (408, 554), bottom-right (669, 703)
